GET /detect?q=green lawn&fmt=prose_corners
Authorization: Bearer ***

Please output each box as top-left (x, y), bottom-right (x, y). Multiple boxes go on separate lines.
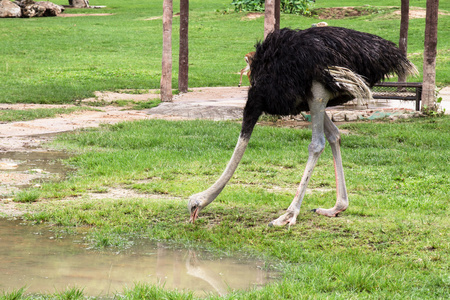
top-left (0, 0), bottom-right (449, 104)
top-left (1, 1), bottom-right (449, 298)
top-left (5, 116), bottom-right (449, 299)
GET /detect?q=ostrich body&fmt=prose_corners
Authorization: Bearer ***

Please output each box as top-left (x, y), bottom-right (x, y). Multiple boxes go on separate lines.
top-left (189, 27), bottom-right (418, 226)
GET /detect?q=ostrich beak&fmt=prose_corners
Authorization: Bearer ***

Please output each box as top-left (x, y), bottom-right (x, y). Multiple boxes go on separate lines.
top-left (189, 207), bottom-right (200, 223)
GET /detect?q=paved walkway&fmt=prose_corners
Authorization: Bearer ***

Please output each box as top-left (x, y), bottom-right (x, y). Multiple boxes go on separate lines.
top-left (147, 86), bottom-right (450, 121)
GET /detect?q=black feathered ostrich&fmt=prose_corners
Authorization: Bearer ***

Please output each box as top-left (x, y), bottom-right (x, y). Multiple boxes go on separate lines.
top-left (189, 27), bottom-right (418, 226)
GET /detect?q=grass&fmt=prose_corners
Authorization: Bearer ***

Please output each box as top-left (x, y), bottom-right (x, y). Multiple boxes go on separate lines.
top-left (1, 0), bottom-right (449, 298)
top-left (13, 189), bottom-right (41, 203)
top-left (5, 116), bottom-right (448, 299)
top-left (0, 0), bottom-right (448, 104)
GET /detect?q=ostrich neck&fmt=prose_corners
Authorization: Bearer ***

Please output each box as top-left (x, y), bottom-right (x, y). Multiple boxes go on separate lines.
top-left (203, 135), bottom-right (249, 204)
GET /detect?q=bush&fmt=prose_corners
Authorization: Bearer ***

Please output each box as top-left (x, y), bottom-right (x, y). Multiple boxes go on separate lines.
top-left (231, 0), bottom-right (314, 15)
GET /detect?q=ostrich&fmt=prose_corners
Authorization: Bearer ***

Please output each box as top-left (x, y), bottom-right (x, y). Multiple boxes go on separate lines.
top-left (189, 27), bottom-right (418, 226)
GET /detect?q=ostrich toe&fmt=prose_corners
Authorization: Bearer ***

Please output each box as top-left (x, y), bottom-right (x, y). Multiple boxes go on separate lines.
top-left (314, 206), bottom-right (347, 217)
top-left (269, 210), bottom-right (299, 227)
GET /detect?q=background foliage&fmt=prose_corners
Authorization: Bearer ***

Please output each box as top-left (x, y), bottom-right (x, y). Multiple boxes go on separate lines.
top-left (231, 0), bottom-right (315, 15)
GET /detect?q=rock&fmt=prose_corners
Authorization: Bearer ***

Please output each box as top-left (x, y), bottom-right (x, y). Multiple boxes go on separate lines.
top-left (332, 112), bottom-right (346, 122)
top-left (0, 0), bottom-right (22, 17)
top-left (22, 3), bottom-right (45, 17)
top-left (345, 112), bottom-right (359, 121)
top-left (13, 0), bottom-right (63, 17)
top-left (14, 0), bottom-right (45, 17)
top-left (36, 1), bottom-right (64, 16)
top-left (69, 0), bottom-right (89, 8)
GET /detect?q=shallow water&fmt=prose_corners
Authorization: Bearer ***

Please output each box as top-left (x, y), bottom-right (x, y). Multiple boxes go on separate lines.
top-left (0, 150), bottom-right (72, 195)
top-left (0, 150), bottom-right (72, 175)
top-left (0, 219), bottom-right (278, 297)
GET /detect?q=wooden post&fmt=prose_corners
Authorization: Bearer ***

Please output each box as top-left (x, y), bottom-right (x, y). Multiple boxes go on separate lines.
top-left (275, 0), bottom-right (280, 31)
top-left (264, 0), bottom-right (276, 39)
top-left (421, 0), bottom-right (439, 110)
top-left (398, 0), bottom-right (409, 83)
top-left (178, 0), bottom-right (189, 93)
top-left (161, 0), bottom-right (173, 102)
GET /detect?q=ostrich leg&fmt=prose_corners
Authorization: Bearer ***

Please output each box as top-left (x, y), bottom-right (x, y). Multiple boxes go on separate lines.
top-left (270, 96), bottom-right (328, 227)
top-left (314, 113), bottom-right (348, 216)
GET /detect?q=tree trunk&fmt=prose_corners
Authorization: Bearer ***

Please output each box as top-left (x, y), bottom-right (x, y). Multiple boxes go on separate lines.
top-left (161, 0), bottom-right (173, 102)
top-left (398, 0), bottom-right (409, 83)
top-left (421, 0), bottom-right (439, 110)
top-left (264, 0), bottom-right (276, 39)
top-left (274, 0), bottom-right (280, 31)
top-left (178, 0), bottom-right (189, 93)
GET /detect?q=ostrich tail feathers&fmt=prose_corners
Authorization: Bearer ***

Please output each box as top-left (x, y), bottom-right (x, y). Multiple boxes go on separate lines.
top-left (402, 60), bottom-right (420, 78)
top-left (327, 66), bottom-right (372, 100)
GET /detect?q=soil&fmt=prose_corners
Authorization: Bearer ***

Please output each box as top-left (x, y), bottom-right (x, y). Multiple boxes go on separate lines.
top-left (312, 7), bottom-right (449, 20)
top-left (313, 7), bottom-right (374, 19)
top-left (59, 13), bottom-right (113, 17)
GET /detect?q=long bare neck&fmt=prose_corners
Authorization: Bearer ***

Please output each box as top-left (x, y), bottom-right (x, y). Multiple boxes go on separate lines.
top-left (202, 135), bottom-right (250, 204)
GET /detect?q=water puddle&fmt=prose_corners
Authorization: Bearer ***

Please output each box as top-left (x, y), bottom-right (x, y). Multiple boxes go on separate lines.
top-left (0, 150), bottom-right (72, 195)
top-left (0, 219), bottom-right (278, 297)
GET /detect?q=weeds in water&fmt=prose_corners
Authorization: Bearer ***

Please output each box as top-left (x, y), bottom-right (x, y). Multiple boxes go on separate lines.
top-left (13, 189), bottom-right (40, 203)
top-left (1, 287), bottom-right (27, 300)
top-left (87, 229), bottom-right (135, 250)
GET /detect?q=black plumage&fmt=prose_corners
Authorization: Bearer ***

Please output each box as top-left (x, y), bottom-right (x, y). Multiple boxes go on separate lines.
top-left (246, 27), bottom-right (416, 121)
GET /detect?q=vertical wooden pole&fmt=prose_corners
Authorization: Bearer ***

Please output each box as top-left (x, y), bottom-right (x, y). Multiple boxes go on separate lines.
top-left (421, 0), bottom-right (439, 110)
top-left (275, 0), bottom-right (280, 31)
top-left (178, 0), bottom-right (189, 93)
top-left (161, 0), bottom-right (173, 102)
top-left (264, 0), bottom-right (276, 39)
top-left (398, 0), bottom-right (409, 83)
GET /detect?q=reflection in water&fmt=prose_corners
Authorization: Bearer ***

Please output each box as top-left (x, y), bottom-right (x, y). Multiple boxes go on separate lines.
top-left (0, 219), bottom-right (277, 296)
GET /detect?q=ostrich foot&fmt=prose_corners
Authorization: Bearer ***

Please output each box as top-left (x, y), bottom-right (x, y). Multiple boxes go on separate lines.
top-left (313, 205), bottom-right (347, 217)
top-left (268, 210), bottom-right (299, 227)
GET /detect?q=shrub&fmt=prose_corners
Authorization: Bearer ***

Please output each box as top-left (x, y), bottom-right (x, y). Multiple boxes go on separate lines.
top-left (231, 0), bottom-right (314, 15)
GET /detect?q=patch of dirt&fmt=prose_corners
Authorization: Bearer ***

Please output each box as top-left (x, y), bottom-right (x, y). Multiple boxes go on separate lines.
top-left (60, 13), bottom-right (114, 17)
top-left (242, 12), bottom-right (263, 20)
top-left (312, 7), bottom-right (376, 19)
top-left (69, 187), bottom-right (181, 202)
top-left (145, 14), bottom-right (180, 21)
top-left (313, 6), bottom-right (449, 20)
top-left (0, 200), bottom-right (26, 217)
top-left (393, 8), bottom-right (450, 19)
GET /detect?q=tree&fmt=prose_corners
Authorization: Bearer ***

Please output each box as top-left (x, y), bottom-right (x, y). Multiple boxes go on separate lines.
top-left (178, 0), bottom-right (189, 93)
top-left (275, 0), bottom-right (280, 31)
top-left (264, 0), bottom-right (276, 38)
top-left (161, 0), bottom-right (173, 102)
top-left (422, 0), bottom-right (439, 110)
top-left (398, 0), bottom-right (409, 83)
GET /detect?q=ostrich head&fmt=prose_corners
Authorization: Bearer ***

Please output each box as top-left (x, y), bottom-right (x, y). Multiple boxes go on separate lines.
top-left (188, 192), bottom-right (209, 223)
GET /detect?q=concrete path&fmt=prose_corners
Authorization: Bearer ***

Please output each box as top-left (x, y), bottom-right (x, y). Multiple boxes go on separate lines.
top-left (147, 86), bottom-right (450, 121)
